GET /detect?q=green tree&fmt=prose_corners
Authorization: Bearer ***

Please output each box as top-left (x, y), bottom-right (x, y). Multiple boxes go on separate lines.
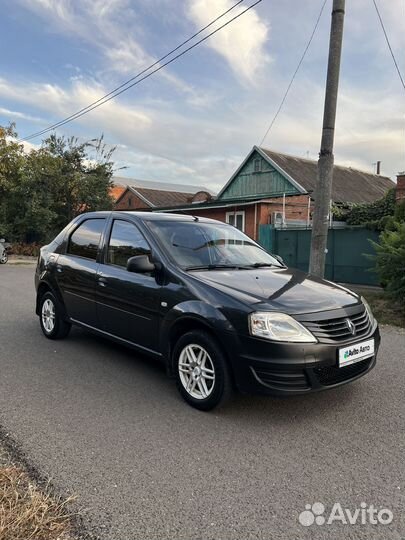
top-left (0, 123), bottom-right (25, 238)
top-left (0, 125), bottom-right (115, 243)
top-left (371, 222), bottom-right (405, 310)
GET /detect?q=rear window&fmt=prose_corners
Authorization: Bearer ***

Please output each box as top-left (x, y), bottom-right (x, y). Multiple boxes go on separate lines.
top-left (67, 219), bottom-right (105, 260)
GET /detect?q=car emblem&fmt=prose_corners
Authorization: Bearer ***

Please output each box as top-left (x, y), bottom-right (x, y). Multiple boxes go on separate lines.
top-left (345, 318), bottom-right (356, 336)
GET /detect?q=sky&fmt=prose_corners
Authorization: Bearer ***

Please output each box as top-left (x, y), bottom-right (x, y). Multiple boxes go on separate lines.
top-left (1, 0), bottom-right (404, 192)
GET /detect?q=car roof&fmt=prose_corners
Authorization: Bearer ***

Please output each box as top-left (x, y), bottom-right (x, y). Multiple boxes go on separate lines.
top-left (76, 211), bottom-right (226, 225)
top-left (121, 211), bottom-right (220, 223)
top-left (75, 210), bottom-right (230, 226)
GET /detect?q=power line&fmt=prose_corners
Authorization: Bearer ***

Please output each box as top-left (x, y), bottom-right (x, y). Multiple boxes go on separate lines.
top-left (19, 0), bottom-right (245, 142)
top-left (259, 0), bottom-right (328, 146)
top-left (371, 0), bottom-right (405, 92)
top-left (20, 1), bottom-right (261, 142)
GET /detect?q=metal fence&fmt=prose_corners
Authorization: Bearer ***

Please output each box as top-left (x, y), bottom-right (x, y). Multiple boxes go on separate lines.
top-left (258, 225), bottom-right (380, 286)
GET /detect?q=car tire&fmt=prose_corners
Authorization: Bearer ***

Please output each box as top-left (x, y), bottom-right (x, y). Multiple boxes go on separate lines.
top-left (39, 291), bottom-right (71, 340)
top-left (173, 329), bottom-right (233, 411)
top-left (0, 252), bottom-right (7, 264)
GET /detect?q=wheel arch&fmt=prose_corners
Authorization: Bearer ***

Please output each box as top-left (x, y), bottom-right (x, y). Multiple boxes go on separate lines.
top-left (164, 311), bottom-right (238, 381)
top-left (36, 280), bottom-right (67, 318)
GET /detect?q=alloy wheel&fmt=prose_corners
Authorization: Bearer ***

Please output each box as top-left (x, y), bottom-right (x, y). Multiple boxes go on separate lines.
top-left (42, 298), bottom-right (56, 334)
top-left (178, 344), bottom-right (215, 400)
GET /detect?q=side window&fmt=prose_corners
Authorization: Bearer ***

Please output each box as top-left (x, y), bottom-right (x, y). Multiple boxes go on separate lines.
top-left (68, 219), bottom-right (105, 260)
top-left (107, 220), bottom-right (151, 268)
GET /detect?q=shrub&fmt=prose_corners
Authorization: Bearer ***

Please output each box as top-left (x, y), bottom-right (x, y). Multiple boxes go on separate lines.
top-left (346, 189), bottom-right (396, 230)
top-left (394, 200), bottom-right (405, 222)
top-left (9, 243), bottom-right (41, 257)
top-left (371, 222), bottom-right (405, 311)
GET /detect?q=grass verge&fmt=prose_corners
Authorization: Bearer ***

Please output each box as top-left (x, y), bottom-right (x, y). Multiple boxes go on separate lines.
top-left (350, 287), bottom-right (405, 328)
top-left (0, 436), bottom-right (80, 540)
top-left (0, 465), bottom-right (75, 540)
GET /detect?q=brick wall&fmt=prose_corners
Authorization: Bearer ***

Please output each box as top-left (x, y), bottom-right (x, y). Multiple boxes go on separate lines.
top-left (177, 205), bottom-right (258, 238)
top-left (114, 190), bottom-right (150, 211)
top-left (260, 194), bottom-right (313, 223)
top-left (169, 194), bottom-right (312, 240)
top-left (396, 174), bottom-right (405, 203)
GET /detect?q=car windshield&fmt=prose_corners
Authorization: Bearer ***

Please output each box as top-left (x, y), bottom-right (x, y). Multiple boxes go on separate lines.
top-left (147, 220), bottom-right (282, 270)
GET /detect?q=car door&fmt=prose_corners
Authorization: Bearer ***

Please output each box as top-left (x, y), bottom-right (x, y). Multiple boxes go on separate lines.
top-left (95, 218), bottom-right (161, 353)
top-left (55, 217), bottom-right (106, 327)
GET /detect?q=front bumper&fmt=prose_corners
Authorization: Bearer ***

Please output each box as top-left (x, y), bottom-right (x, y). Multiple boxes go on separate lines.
top-left (229, 323), bottom-right (381, 396)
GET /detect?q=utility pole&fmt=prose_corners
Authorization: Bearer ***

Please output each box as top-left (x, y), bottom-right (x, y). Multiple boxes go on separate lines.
top-left (309, 0), bottom-right (345, 277)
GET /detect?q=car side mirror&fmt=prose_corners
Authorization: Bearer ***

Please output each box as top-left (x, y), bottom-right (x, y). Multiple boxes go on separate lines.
top-left (127, 254), bottom-right (155, 273)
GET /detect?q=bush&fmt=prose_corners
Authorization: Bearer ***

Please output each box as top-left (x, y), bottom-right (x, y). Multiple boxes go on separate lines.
top-left (345, 189), bottom-right (396, 230)
top-left (371, 222), bottom-right (405, 311)
top-left (9, 243), bottom-right (41, 257)
top-left (394, 200), bottom-right (405, 222)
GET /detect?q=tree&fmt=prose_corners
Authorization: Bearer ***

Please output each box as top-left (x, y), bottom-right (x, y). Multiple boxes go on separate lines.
top-left (0, 125), bottom-right (115, 243)
top-left (0, 123), bottom-right (25, 238)
top-left (371, 222), bottom-right (405, 310)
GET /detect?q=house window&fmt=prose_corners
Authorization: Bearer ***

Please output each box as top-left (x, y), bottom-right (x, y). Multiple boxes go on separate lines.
top-left (254, 158), bottom-right (261, 173)
top-left (128, 196), bottom-right (132, 208)
top-left (226, 211), bottom-right (245, 232)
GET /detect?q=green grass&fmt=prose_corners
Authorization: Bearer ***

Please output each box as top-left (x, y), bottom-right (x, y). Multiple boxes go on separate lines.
top-left (351, 287), bottom-right (405, 328)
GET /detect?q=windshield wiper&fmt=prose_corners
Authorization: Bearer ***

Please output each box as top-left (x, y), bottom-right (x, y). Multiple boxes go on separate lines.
top-left (248, 262), bottom-right (278, 268)
top-left (185, 264), bottom-right (250, 271)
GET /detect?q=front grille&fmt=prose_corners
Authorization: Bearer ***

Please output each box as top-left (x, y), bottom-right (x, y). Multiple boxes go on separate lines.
top-left (301, 307), bottom-right (371, 343)
top-left (252, 366), bottom-right (309, 390)
top-left (313, 357), bottom-right (373, 386)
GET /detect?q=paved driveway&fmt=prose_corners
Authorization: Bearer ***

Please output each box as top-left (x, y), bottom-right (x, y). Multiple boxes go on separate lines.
top-left (0, 265), bottom-right (404, 539)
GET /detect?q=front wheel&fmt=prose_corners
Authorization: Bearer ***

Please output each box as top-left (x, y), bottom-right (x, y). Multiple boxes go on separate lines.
top-left (173, 330), bottom-right (232, 411)
top-left (0, 251), bottom-right (7, 264)
top-left (39, 291), bottom-right (71, 339)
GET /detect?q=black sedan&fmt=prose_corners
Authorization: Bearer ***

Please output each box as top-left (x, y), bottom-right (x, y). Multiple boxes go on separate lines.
top-left (35, 211), bottom-right (380, 410)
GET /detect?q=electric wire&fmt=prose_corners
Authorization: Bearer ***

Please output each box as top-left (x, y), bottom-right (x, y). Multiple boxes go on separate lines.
top-left (20, 1), bottom-right (261, 142)
top-left (372, 0), bottom-right (405, 92)
top-left (259, 0), bottom-right (328, 146)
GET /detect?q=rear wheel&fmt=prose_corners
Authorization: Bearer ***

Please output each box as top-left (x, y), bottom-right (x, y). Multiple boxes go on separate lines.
top-left (0, 251), bottom-right (7, 264)
top-left (173, 330), bottom-right (232, 411)
top-left (39, 291), bottom-right (71, 339)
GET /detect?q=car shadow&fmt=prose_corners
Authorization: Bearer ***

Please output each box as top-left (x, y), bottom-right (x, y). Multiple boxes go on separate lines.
top-left (66, 326), bottom-right (370, 428)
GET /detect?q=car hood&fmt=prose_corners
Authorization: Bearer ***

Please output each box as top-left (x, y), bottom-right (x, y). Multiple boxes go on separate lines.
top-left (192, 267), bottom-right (360, 314)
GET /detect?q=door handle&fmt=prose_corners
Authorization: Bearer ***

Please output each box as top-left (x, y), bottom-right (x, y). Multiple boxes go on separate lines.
top-left (56, 264), bottom-right (63, 273)
top-left (98, 276), bottom-right (107, 287)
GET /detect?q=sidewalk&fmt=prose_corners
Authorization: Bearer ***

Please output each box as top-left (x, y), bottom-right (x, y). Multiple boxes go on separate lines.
top-left (6, 256), bottom-right (37, 265)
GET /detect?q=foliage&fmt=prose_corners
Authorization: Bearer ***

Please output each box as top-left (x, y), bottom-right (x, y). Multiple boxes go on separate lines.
top-left (8, 243), bottom-right (41, 257)
top-left (394, 200), bottom-right (405, 222)
top-left (332, 189), bottom-right (397, 231)
top-left (0, 124), bottom-right (115, 243)
top-left (370, 222), bottom-right (405, 311)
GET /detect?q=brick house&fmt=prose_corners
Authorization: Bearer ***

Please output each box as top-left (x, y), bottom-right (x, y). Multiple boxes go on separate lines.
top-left (109, 185), bottom-right (126, 202)
top-left (155, 146), bottom-right (395, 241)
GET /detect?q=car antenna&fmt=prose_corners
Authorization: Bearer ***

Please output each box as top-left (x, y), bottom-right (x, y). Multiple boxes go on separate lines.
top-left (193, 216), bottom-right (199, 222)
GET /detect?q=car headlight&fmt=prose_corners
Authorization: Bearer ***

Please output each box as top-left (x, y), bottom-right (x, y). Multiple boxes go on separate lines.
top-left (249, 312), bottom-right (317, 343)
top-left (361, 296), bottom-right (375, 325)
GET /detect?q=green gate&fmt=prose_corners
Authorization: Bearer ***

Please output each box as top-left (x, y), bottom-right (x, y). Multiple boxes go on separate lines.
top-left (258, 225), bottom-right (380, 286)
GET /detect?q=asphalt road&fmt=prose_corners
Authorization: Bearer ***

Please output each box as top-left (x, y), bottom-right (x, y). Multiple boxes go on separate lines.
top-left (0, 265), bottom-right (404, 540)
